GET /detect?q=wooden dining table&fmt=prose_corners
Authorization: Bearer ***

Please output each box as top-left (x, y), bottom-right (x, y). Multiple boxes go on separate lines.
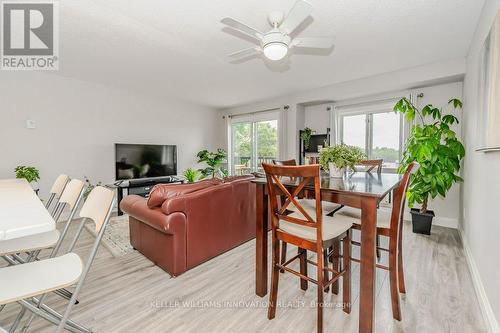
top-left (252, 171), bottom-right (402, 333)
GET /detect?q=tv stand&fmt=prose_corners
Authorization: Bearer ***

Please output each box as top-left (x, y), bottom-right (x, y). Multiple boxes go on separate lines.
top-left (114, 177), bottom-right (183, 216)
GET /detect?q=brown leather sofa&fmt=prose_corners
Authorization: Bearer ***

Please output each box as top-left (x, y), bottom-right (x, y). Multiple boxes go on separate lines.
top-left (120, 176), bottom-right (255, 276)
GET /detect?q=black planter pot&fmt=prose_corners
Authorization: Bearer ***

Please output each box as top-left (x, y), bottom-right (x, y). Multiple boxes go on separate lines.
top-left (410, 208), bottom-right (435, 235)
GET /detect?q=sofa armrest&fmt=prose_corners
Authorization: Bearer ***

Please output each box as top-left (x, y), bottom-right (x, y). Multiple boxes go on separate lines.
top-left (120, 195), bottom-right (186, 235)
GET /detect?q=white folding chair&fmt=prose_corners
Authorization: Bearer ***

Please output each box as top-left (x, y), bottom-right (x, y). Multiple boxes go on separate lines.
top-left (1, 179), bottom-right (85, 265)
top-left (45, 174), bottom-right (70, 216)
top-left (0, 186), bottom-right (115, 333)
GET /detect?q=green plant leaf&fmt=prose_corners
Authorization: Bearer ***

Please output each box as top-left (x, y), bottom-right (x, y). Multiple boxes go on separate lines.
top-left (449, 99), bottom-right (463, 109)
top-left (197, 149), bottom-right (227, 179)
top-left (422, 105), bottom-right (432, 117)
top-left (318, 144), bottom-right (365, 171)
top-left (442, 115), bottom-right (459, 125)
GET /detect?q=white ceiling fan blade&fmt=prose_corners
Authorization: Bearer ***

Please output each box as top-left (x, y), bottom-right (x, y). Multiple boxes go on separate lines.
top-left (221, 18), bottom-right (263, 40)
top-left (291, 37), bottom-right (334, 49)
top-left (280, 0), bottom-right (313, 35)
top-left (228, 47), bottom-right (261, 59)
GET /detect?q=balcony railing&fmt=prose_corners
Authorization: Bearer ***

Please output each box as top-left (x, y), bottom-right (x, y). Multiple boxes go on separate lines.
top-left (232, 156), bottom-right (276, 175)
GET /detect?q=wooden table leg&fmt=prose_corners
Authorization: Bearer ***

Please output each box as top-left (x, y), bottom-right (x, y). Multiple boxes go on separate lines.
top-left (255, 183), bottom-right (268, 297)
top-left (359, 197), bottom-right (378, 333)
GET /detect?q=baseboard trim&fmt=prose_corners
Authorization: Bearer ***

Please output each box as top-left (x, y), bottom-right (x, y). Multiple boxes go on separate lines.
top-left (459, 227), bottom-right (500, 333)
top-left (432, 216), bottom-right (458, 229)
top-left (402, 212), bottom-right (458, 229)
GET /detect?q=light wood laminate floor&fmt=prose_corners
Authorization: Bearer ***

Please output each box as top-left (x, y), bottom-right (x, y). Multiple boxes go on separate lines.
top-left (0, 221), bottom-right (486, 332)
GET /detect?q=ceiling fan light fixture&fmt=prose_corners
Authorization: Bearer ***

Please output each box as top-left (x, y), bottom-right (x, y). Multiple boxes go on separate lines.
top-left (263, 42), bottom-right (288, 61)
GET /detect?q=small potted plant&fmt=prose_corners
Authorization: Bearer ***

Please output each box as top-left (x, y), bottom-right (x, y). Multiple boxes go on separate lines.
top-left (319, 144), bottom-right (365, 178)
top-left (183, 168), bottom-right (200, 183)
top-left (197, 149), bottom-right (229, 179)
top-left (83, 176), bottom-right (102, 199)
top-left (300, 127), bottom-right (314, 150)
top-left (15, 165), bottom-right (40, 192)
top-left (394, 97), bottom-right (465, 235)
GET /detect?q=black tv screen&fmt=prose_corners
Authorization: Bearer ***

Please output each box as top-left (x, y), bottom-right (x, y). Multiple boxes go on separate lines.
top-left (115, 144), bottom-right (177, 180)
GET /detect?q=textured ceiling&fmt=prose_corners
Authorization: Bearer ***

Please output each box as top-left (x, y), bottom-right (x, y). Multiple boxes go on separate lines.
top-left (56, 0), bottom-right (484, 108)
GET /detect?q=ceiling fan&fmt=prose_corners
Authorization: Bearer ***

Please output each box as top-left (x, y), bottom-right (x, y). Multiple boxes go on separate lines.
top-left (221, 0), bottom-right (334, 62)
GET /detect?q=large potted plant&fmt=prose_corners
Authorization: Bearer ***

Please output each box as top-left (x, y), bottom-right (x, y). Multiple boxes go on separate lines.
top-left (319, 144), bottom-right (365, 178)
top-left (197, 149), bottom-right (229, 179)
top-left (15, 165), bottom-right (40, 192)
top-left (394, 97), bottom-right (465, 235)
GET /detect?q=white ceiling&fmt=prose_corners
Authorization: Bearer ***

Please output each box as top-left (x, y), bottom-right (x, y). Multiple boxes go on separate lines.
top-left (57, 0), bottom-right (484, 108)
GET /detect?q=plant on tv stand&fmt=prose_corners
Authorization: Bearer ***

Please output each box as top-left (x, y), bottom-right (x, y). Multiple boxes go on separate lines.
top-left (197, 149), bottom-right (228, 179)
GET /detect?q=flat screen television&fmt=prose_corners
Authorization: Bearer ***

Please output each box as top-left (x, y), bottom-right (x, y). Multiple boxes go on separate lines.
top-left (115, 144), bottom-right (177, 180)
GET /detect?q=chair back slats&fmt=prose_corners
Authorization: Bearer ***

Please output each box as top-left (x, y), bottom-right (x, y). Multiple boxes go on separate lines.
top-left (262, 163), bottom-right (322, 232)
top-left (389, 162), bottom-right (420, 232)
top-left (279, 214), bottom-right (317, 227)
top-left (79, 186), bottom-right (114, 232)
top-left (273, 175), bottom-right (311, 218)
top-left (50, 174), bottom-right (70, 196)
top-left (58, 179), bottom-right (85, 209)
top-left (272, 159), bottom-right (297, 166)
top-left (356, 159), bottom-right (383, 173)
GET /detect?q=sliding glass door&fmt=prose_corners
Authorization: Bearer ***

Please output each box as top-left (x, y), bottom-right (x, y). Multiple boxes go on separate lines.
top-left (229, 112), bottom-right (281, 175)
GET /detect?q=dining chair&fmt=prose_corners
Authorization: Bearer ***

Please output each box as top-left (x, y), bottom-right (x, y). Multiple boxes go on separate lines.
top-left (262, 163), bottom-right (352, 333)
top-left (333, 158), bottom-right (384, 267)
top-left (0, 186), bottom-right (115, 333)
top-left (333, 162), bottom-right (419, 321)
top-left (45, 174), bottom-right (70, 215)
top-left (354, 159), bottom-right (383, 173)
top-left (272, 159), bottom-right (297, 166)
top-left (271, 160), bottom-right (342, 275)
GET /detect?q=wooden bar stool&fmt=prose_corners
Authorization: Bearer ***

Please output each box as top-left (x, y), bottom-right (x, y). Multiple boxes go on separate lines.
top-left (334, 162), bottom-right (419, 321)
top-left (272, 159), bottom-right (341, 276)
top-left (262, 163), bottom-right (352, 333)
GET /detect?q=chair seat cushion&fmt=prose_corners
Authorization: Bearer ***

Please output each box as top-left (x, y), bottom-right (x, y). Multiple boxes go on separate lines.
top-left (0, 253), bottom-right (82, 305)
top-left (335, 206), bottom-right (391, 229)
top-left (0, 230), bottom-right (60, 256)
top-left (279, 212), bottom-right (353, 241)
top-left (287, 198), bottom-right (341, 214)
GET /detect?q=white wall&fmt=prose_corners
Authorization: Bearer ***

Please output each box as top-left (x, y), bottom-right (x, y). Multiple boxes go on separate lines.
top-left (461, 0), bottom-right (500, 331)
top-left (218, 57), bottom-right (466, 158)
top-left (218, 61), bottom-right (465, 228)
top-left (0, 72), bottom-right (219, 198)
top-left (304, 104), bottom-right (331, 134)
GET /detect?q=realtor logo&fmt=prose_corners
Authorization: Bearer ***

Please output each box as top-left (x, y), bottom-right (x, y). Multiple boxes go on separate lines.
top-left (1, 1), bottom-right (59, 70)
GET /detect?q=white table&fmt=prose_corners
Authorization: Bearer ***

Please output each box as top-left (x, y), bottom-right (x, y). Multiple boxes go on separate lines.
top-left (0, 179), bottom-right (55, 241)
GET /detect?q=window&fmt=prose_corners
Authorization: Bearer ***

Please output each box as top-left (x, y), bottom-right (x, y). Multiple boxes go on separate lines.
top-left (342, 114), bottom-right (366, 151)
top-left (228, 111), bottom-right (281, 175)
top-left (340, 109), bottom-right (403, 170)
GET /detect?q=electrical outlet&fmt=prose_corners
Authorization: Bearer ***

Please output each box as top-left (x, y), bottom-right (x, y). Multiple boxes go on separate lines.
top-left (26, 119), bottom-right (36, 129)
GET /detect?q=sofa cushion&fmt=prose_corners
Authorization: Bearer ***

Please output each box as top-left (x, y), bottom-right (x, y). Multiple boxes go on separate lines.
top-left (223, 175), bottom-right (255, 183)
top-left (147, 179), bottom-right (221, 208)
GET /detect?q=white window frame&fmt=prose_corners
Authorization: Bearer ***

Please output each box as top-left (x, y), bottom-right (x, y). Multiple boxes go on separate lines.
top-left (226, 110), bottom-right (285, 175)
top-left (334, 101), bottom-right (406, 172)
